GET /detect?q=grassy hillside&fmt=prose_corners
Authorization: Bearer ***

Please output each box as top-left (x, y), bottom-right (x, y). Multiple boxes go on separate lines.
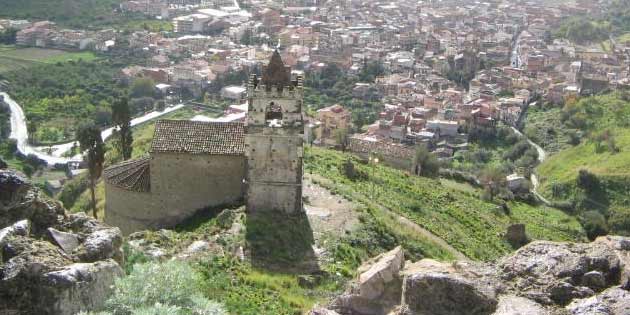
top-left (306, 147), bottom-right (586, 261)
top-left (536, 93), bottom-right (630, 237)
top-left (0, 45), bottom-right (98, 74)
top-left (524, 105), bottom-right (577, 154)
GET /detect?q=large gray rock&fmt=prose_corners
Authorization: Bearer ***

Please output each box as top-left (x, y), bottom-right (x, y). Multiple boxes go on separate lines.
top-left (498, 240), bottom-right (621, 305)
top-left (401, 259), bottom-right (500, 315)
top-left (74, 227), bottom-right (123, 265)
top-left (492, 295), bottom-right (549, 315)
top-left (594, 236), bottom-right (630, 289)
top-left (0, 219), bottom-right (30, 247)
top-left (48, 227), bottom-right (81, 253)
top-left (0, 169), bottom-right (124, 315)
top-left (566, 287), bottom-right (630, 315)
top-left (0, 170), bottom-right (65, 235)
top-left (357, 246), bottom-right (404, 300)
top-left (332, 246), bottom-right (405, 315)
top-left (0, 170), bottom-right (31, 208)
top-left (42, 260), bottom-right (124, 315)
top-left (310, 308), bottom-right (341, 315)
top-left (316, 237), bottom-right (630, 315)
top-left (505, 224), bottom-right (529, 248)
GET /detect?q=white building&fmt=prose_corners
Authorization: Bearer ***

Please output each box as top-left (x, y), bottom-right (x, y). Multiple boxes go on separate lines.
top-left (220, 86), bottom-right (247, 100)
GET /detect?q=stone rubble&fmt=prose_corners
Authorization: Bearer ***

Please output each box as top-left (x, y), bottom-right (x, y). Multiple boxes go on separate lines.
top-left (314, 236), bottom-right (630, 315)
top-left (0, 170), bottom-right (124, 315)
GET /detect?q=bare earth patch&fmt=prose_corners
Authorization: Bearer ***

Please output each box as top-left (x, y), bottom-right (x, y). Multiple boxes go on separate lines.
top-left (303, 178), bottom-right (360, 243)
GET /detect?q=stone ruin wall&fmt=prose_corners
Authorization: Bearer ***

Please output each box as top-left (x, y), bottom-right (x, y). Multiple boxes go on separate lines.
top-left (105, 153), bottom-right (246, 235)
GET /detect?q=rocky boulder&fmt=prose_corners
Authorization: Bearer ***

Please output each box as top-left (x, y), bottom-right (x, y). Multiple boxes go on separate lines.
top-left (594, 235), bottom-right (630, 289)
top-left (331, 246), bottom-right (405, 315)
top-left (498, 240), bottom-right (622, 305)
top-left (566, 287), bottom-right (630, 315)
top-left (0, 169), bottom-right (124, 315)
top-left (314, 237), bottom-right (630, 315)
top-left (492, 295), bottom-right (549, 315)
top-left (505, 224), bottom-right (529, 248)
top-left (401, 259), bottom-right (501, 315)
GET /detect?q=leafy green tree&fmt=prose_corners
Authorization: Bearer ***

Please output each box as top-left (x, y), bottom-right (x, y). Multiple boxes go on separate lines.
top-left (112, 97), bottom-right (133, 160)
top-left (413, 145), bottom-right (440, 178)
top-left (334, 128), bottom-right (350, 151)
top-left (0, 28), bottom-right (18, 44)
top-left (130, 78), bottom-right (156, 98)
top-left (155, 100), bottom-right (166, 112)
top-left (77, 124), bottom-right (105, 219)
top-left (480, 166), bottom-right (506, 201)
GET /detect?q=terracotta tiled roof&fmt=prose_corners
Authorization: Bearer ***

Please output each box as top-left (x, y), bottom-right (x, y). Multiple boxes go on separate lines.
top-left (150, 120), bottom-right (245, 155)
top-left (103, 157), bottom-right (151, 193)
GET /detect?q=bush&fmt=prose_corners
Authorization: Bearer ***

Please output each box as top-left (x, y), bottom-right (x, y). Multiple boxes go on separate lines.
top-left (577, 169), bottom-right (600, 192)
top-left (581, 211), bottom-right (609, 240)
top-left (414, 145), bottom-right (440, 177)
top-left (608, 207), bottom-right (630, 236)
top-left (102, 260), bottom-right (226, 315)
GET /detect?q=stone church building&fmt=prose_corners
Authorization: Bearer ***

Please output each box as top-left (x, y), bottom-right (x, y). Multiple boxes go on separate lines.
top-left (104, 51), bottom-right (305, 234)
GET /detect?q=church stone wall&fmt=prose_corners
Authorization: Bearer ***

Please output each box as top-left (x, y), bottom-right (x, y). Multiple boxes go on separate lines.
top-left (104, 184), bottom-right (156, 235)
top-left (150, 153), bottom-right (246, 226)
top-left (105, 153), bottom-right (246, 235)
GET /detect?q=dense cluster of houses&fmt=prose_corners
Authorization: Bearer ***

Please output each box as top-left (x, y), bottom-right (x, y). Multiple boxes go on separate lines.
top-left (2, 20), bottom-right (116, 51)
top-left (5, 0), bottom-right (629, 182)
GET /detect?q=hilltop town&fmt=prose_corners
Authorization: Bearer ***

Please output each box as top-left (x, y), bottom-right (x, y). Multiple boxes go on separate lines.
top-left (1, 0), bottom-right (630, 314)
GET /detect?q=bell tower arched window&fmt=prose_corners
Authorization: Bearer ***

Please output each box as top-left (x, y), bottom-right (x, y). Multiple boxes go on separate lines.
top-left (265, 102), bottom-right (283, 121)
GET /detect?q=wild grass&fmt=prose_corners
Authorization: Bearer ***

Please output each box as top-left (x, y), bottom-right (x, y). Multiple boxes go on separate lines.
top-left (306, 147), bottom-right (585, 261)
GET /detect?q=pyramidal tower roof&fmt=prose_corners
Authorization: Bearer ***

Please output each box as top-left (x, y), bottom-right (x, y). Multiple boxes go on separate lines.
top-left (261, 50), bottom-right (291, 88)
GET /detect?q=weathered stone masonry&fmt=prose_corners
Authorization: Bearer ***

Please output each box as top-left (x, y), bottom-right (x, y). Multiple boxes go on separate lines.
top-left (104, 51), bottom-right (304, 234)
top-left (245, 50), bottom-right (304, 214)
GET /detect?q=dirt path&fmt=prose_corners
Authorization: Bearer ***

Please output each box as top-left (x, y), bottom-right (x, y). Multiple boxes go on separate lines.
top-left (305, 174), bottom-right (470, 261)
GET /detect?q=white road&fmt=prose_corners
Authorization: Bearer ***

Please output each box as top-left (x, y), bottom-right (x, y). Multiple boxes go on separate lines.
top-left (2, 92), bottom-right (185, 166)
top-left (511, 126), bottom-right (550, 204)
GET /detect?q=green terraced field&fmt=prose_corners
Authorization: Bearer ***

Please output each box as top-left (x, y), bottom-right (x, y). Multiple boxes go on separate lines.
top-left (0, 46), bottom-right (98, 74)
top-left (306, 147), bottom-right (586, 261)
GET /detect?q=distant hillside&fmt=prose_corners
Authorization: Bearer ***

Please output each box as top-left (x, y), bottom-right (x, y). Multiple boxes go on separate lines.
top-left (0, 0), bottom-right (122, 28)
top-left (536, 93), bottom-right (630, 237)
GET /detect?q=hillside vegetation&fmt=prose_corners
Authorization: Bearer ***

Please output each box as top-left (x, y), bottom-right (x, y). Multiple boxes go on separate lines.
top-left (536, 93), bottom-right (630, 237)
top-left (0, 0), bottom-right (122, 29)
top-left (306, 147), bottom-right (586, 261)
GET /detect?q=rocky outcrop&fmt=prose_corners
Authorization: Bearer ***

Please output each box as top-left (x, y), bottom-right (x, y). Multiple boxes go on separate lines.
top-left (316, 236), bottom-right (630, 315)
top-left (331, 246), bottom-right (404, 315)
top-left (0, 170), bottom-right (124, 315)
top-left (401, 260), bottom-right (501, 315)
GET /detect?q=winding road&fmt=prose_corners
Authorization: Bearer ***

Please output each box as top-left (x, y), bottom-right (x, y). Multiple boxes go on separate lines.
top-left (510, 126), bottom-right (550, 204)
top-left (2, 91), bottom-right (185, 166)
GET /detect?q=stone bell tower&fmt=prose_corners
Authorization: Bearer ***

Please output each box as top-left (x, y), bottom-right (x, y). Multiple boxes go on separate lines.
top-left (245, 50), bottom-right (304, 213)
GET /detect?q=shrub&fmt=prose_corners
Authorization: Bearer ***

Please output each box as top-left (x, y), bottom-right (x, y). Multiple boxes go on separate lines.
top-left (608, 207), bottom-right (630, 236)
top-left (414, 145), bottom-right (440, 177)
top-left (581, 211), bottom-right (609, 240)
top-left (103, 260), bottom-right (226, 315)
top-left (577, 169), bottom-right (600, 192)
top-left (341, 158), bottom-right (367, 181)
